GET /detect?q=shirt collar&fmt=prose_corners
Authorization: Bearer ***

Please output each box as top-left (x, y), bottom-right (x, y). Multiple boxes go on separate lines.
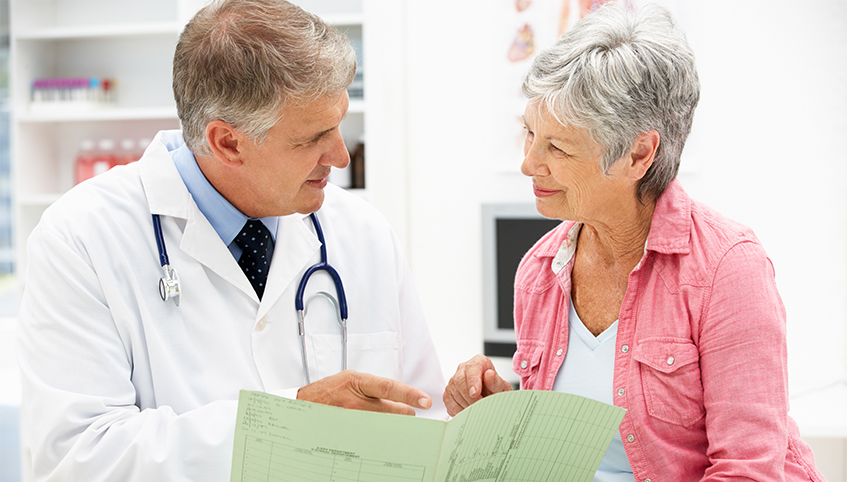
top-left (548, 179), bottom-right (692, 274)
top-left (171, 141), bottom-right (278, 245)
top-left (644, 179), bottom-right (691, 255)
top-left (551, 223), bottom-right (582, 274)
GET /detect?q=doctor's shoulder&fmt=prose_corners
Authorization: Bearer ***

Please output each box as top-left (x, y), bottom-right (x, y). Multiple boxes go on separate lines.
top-left (35, 162), bottom-right (147, 241)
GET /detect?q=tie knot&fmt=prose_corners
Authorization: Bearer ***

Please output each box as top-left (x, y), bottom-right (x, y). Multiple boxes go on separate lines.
top-left (235, 220), bottom-right (273, 299)
top-left (235, 220), bottom-right (272, 253)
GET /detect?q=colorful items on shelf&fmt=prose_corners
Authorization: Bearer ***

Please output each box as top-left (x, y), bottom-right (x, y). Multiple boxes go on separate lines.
top-left (74, 138), bottom-right (150, 185)
top-left (31, 77), bottom-right (115, 106)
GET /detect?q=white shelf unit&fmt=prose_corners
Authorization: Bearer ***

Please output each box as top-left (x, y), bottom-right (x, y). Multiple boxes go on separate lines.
top-left (10, 0), bottom-right (374, 277)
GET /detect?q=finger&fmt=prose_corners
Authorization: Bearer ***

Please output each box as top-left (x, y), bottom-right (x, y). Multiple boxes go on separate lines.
top-left (462, 355), bottom-right (492, 400)
top-left (355, 398), bottom-right (418, 416)
top-left (354, 372), bottom-right (431, 410)
top-left (442, 388), bottom-right (466, 418)
top-left (446, 369), bottom-right (475, 409)
top-left (482, 369), bottom-right (513, 396)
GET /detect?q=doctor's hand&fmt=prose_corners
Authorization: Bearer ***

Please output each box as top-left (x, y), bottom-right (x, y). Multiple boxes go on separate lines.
top-left (443, 354), bottom-right (512, 417)
top-left (297, 370), bottom-right (432, 416)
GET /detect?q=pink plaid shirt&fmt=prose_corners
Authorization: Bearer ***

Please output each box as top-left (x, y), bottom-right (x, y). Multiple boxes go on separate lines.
top-left (512, 180), bottom-right (823, 481)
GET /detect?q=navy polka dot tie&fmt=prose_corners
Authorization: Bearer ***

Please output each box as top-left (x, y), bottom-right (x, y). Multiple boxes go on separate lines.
top-left (234, 220), bottom-right (273, 299)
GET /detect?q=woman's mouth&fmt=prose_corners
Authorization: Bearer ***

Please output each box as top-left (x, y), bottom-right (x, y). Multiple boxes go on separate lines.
top-left (533, 184), bottom-right (559, 197)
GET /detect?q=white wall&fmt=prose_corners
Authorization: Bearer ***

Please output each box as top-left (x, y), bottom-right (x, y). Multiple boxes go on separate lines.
top-left (401, 0), bottom-right (847, 398)
top-left (395, 0), bottom-right (847, 475)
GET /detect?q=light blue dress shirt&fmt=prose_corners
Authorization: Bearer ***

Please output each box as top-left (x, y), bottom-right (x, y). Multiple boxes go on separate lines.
top-left (170, 139), bottom-right (278, 262)
top-left (552, 301), bottom-right (635, 482)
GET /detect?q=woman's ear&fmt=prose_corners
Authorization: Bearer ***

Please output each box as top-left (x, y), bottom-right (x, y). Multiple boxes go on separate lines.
top-left (205, 120), bottom-right (245, 168)
top-left (628, 130), bottom-right (660, 181)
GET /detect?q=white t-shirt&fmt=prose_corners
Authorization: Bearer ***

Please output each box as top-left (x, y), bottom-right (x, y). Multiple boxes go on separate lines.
top-left (552, 300), bottom-right (635, 482)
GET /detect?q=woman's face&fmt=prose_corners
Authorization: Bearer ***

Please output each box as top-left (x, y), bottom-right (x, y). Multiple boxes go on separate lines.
top-left (520, 102), bottom-right (634, 224)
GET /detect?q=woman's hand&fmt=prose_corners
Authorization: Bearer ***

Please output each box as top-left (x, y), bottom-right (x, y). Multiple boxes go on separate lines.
top-left (443, 354), bottom-right (512, 417)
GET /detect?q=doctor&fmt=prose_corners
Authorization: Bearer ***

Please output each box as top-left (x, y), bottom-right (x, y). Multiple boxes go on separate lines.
top-left (16, 1), bottom-right (446, 481)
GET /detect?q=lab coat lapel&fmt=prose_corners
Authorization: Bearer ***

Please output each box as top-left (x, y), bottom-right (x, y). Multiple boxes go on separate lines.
top-left (180, 206), bottom-right (258, 300)
top-left (140, 131), bottom-right (192, 221)
top-left (139, 131), bottom-right (258, 301)
top-left (257, 214), bottom-right (321, 320)
top-left (139, 131), bottom-right (322, 311)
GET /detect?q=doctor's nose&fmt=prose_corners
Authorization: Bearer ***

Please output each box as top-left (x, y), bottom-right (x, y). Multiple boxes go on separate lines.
top-left (321, 129), bottom-right (350, 170)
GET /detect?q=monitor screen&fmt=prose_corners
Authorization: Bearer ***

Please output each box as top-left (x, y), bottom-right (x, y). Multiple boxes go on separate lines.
top-left (482, 204), bottom-right (561, 358)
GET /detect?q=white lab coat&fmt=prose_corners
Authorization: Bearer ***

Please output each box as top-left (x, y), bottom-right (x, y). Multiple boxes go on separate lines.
top-left (16, 130), bottom-right (446, 482)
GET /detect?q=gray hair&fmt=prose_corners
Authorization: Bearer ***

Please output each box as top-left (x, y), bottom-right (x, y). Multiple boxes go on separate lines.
top-left (522, 2), bottom-right (699, 203)
top-left (173, 0), bottom-right (357, 156)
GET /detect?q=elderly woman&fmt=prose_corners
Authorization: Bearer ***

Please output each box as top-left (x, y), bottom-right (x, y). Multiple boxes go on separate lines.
top-left (443, 3), bottom-right (824, 481)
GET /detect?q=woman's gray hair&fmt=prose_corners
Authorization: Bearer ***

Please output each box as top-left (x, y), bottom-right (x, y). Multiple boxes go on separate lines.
top-left (173, 0), bottom-right (357, 156)
top-left (522, 2), bottom-right (699, 203)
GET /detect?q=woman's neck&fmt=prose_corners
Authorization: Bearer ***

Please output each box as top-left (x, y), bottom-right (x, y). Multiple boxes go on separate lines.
top-left (578, 198), bottom-right (656, 265)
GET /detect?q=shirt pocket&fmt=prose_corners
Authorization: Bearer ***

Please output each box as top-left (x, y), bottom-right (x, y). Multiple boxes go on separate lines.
top-left (309, 332), bottom-right (401, 381)
top-left (512, 341), bottom-right (544, 389)
top-left (634, 337), bottom-right (705, 426)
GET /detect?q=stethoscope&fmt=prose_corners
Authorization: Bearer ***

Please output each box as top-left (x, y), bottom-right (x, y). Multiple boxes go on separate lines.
top-left (153, 214), bottom-right (181, 306)
top-left (152, 212), bottom-right (348, 384)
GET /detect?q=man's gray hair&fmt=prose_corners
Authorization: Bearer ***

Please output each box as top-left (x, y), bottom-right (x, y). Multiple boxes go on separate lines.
top-left (522, 2), bottom-right (699, 202)
top-left (173, 0), bottom-right (357, 156)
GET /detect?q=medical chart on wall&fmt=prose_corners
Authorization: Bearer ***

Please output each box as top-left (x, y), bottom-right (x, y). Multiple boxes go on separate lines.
top-left (230, 389), bottom-right (625, 482)
top-left (498, 0), bottom-right (631, 169)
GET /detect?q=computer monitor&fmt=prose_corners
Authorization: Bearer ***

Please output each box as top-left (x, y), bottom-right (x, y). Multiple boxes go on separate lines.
top-left (482, 203), bottom-right (561, 358)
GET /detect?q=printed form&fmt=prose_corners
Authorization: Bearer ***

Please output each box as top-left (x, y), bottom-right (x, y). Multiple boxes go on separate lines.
top-left (230, 389), bottom-right (626, 482)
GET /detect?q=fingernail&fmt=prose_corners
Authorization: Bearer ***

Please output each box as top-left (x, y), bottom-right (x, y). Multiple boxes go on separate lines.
top-left (469, 386), bottom-right (477, 397)
top-left (419, 397), bottom-right (431, 409)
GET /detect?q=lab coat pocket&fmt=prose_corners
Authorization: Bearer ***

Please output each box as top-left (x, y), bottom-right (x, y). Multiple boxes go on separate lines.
top-left (513, 341), bottom-right (544, 389)
top-left (310, 332), bottom-right (401, 382)
top-left (634, 337), bottom-right (705, 426)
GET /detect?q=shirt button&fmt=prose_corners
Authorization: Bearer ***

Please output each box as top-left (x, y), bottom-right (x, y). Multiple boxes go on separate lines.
top-left (621, 345), bottom-right (629, 353)
top-left (667, 356), bottom-right (675, 365)
top-left (627, 434), bottom-right (635, 443)
top-left (256, 317), bottom-right (268, 331)
top-left (617, 388), bottom-right (625, 397)
top-left (556, 348), bottom-right (563, 356)
top-left (520, 360), bottom-right (528, 369)
top-left (645, 479), bottom-right (652, 482)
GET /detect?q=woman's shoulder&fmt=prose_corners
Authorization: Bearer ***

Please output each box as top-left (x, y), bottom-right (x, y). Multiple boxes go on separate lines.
top-left (652, 181), bottom-right (769, 288)
top-left (654, 180), bottom-right (762, 257)
top-left (688, 197), bottom-right (761, 255)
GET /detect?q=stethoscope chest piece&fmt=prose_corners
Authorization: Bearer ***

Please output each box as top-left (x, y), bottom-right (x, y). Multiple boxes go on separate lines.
top-left (159, 267), bottom-right (181, 306)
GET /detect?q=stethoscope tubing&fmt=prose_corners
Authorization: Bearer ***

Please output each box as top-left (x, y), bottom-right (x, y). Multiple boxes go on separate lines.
top-left (295, 213), bottom-right (348, 320)
top-left (154, 211), bottom-right (348, 383)
top-left (296, 213), bottom-right (348, 384)
top-left (152, 214), bottom-right (169, 267)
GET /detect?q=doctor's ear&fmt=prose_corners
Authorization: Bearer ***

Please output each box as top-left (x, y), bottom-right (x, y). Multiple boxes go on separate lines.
top-left (205, 120), bottom-right (245, 167)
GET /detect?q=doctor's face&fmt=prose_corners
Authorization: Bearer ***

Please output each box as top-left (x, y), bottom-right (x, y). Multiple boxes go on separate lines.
top-left (239, 91), bottom-right (350, 217)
